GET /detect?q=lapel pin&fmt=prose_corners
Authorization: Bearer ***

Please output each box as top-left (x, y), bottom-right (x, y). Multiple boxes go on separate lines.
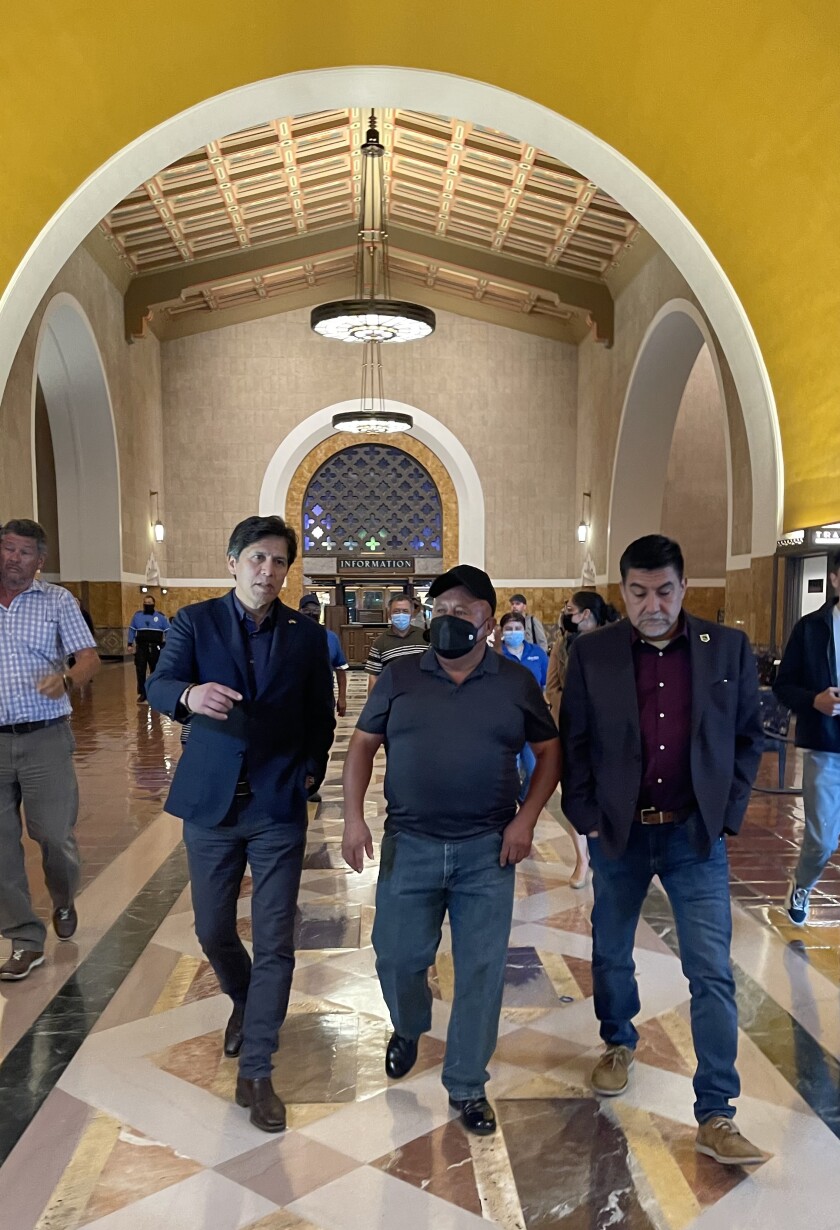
top-left (289, 619), bottom-right (297, 624)
top-left (699, 633), bottom-right (710, 642)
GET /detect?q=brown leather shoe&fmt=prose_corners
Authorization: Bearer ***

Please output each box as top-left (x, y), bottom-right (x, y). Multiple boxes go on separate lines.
top-left (223, 1004), bottom-right (245, 1057)
top-left (53, 905), bottom-right (78, 941)
top-left (235, 1076), bottom-right (286, 1132)
top-left (0, 949), bottom-right (45, 980)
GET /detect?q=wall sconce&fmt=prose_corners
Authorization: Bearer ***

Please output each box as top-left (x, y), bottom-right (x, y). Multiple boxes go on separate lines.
top-left (140, 585), bottom-right (149, 594)
top-left (577, 491), bottom-right (591, 543)
top-left (150, 490), bottom-right (165, 542)
top-left (160, 587), bottom-right (168, 595)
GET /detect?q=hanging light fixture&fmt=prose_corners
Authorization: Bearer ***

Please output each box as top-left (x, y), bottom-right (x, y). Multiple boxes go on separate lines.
top-left (332, 339), bottom-right (413, 435)
top-left (150, 490), bottom-right (165, 542)
top-left (311, 111), bottom-right (435, 344)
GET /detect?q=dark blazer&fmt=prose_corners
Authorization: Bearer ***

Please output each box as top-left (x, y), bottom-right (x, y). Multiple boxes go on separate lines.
top-left (147, 592), bottom-right (335, 827)
top-left (774, 599), bottom-right (840, 753)
top-left (559, 613), bottom-right (763, 858)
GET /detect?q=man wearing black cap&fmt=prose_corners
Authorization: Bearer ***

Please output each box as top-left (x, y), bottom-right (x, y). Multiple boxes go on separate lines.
top-left (509, 594), bottom-right (548, 652)
top-left (342, 564), bottom-right (561, 1136)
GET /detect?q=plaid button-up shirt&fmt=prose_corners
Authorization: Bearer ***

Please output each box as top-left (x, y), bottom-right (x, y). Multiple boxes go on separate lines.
top-left (0, 580), bottom-right (96, 723)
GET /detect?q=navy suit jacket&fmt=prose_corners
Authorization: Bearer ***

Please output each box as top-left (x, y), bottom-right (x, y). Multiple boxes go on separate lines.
top-left (559, 613), bottom-right (763, 858)
top-left (147, 591), bottom-right (335, 827)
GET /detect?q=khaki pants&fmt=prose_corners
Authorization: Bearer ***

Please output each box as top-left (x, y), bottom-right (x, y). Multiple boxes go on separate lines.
top-left (0, 721), bottom-right (81, 950)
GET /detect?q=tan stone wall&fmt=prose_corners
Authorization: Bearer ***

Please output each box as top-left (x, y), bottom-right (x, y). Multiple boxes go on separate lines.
top-left (0, 245), bottom-right (164, 578)
top-left (725, 556), bottom-right (775, 647)
top-left (160, 307), bottom-right (578, 581)
top-left (284, 433), bottom-right (459, 612)
top-left (661, 346), bottom-right (728, 579)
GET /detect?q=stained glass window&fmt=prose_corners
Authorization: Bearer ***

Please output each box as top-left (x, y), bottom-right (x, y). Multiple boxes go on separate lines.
top-left (302, 445), bottom-right (444, 556)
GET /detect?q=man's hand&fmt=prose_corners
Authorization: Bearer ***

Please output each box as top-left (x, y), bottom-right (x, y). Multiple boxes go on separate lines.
top-left (342, 817), bottom-right (373, 873)
top-left (188, 682), bottom-right (242, 720)
top-left (500, 814), bottom-right (536, 866)
top-left (37, 672), bottom-right (67, 701)
top-left (814, 687), bottom-right (840, 717)
top-left (336, 698), bottom-right (347, 717)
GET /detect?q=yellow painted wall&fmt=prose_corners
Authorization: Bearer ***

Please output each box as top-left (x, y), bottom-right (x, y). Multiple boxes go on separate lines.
top-left (1, 3), bottom-right (839, 530)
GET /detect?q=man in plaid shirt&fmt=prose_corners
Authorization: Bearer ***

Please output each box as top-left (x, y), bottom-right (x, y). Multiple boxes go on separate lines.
top-left (0, 519), bottom-right (99, 980)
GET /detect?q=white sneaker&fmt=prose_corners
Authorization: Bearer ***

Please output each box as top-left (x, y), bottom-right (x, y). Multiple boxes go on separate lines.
top-left (785, 878), bottom-right (811, 926)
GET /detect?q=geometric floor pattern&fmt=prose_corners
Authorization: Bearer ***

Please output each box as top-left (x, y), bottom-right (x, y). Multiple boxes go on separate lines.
top-left (5, 670), bottom-right (840, 1227)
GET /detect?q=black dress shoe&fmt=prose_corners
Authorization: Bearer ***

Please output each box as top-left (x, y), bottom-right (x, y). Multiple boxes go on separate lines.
top-left (448, 1096), bottom-right (497, 1136)
top-left (385, 1032), bottom-right (418, 1079)
top-left (235, 1076), bottom-right (286, 1132)
top-left (223, 1004), bottom-right (245, 1057)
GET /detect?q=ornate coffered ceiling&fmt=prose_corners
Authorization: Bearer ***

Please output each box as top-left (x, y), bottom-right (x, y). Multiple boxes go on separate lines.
top-left (98, 108), bottom-right (641, 344)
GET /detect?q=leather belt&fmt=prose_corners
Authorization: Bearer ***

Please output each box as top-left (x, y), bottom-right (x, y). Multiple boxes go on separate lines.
top-left (234, 780), bottom-right (252, 798)
top-left (0, 717), bottom-right (66, 735)
top-left (636, 806), bottom-right (694, 826)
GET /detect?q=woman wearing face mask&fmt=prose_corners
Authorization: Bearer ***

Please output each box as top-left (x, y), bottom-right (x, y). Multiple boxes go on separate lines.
top-left (500, 612), bottom-right (549, 800)
top-left (547, 591), bottom-right (621, 886)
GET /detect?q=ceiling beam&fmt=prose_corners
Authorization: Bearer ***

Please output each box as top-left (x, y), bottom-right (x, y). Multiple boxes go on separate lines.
top-left (125, 221), bottom-right (614, 344)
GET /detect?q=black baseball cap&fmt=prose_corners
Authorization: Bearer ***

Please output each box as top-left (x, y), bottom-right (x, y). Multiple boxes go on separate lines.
top-left (428, 565), bottom-right (496, 614)
top-left (298, 594), bottom-right (320, 609)
top-left (510, 593), bottom-right (527, 604)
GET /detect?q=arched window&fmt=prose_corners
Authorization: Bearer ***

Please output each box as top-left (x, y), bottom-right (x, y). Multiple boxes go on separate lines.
top-left (303, 444), bottom-right (443, 556)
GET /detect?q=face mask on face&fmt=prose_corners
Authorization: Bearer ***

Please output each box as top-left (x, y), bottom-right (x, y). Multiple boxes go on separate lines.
top-left (143, 605), bottom-right (154, 615)
top-left (391, 612), bottom-right (412, 631)
top-left (561, 613), bottom-right (577, 636)
top-left (502, 629), bottom-right (525, 648)
top-left (429, 615), bottom-right (484, 659)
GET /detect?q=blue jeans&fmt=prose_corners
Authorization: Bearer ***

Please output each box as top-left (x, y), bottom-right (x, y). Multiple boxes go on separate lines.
top-left (796, 750), bottom-right (840, 889)
top-left (372, 829), bottom-right (515, 1101)
top-left (183, 799), bottom-right (306, 1079)
top-left (588, 816), bottom-right (739, 1123)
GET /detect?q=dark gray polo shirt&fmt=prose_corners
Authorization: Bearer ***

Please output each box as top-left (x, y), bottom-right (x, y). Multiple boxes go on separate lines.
top-left (356, 647), bottom-right (559, 839)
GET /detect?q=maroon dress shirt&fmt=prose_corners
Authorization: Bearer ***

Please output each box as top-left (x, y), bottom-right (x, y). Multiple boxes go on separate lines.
top-left (632, 623), bottom-right (695, 811)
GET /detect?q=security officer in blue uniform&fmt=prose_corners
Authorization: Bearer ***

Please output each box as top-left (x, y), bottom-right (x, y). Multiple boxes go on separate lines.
top-left (128, 596), bottom-right (171, 702)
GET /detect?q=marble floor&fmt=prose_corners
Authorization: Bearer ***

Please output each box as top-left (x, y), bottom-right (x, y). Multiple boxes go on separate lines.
top-left (3, 664), bottom-right (840, 1228)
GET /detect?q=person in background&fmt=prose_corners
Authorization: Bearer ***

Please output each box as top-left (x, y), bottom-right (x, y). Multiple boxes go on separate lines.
top-left (365, 593), bottom-right (427, 693)
top-left (299, 594), bottom-right (349, 803)
top-left (549, 591), bottom-right (621, 888)
top-left (509, 594), bottom-right (548, 652)
top-left (410, 596), bottom-right (428, 632)
top-left (74, 596), bottom-right (95, 638)
top-left (128, 595), bottom-right (170, 703)
top-left (773, 549), bottom-right (840, 925)
top-left (0, 519), bottom-right (100, 981)
top-left (499, 611), bottom-right (549, 800)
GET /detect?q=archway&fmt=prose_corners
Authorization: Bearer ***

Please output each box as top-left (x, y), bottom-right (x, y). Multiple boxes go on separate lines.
top-left (0, 67), bottom-right (780, 555)
top-left (31, 294), bottom-right (122, 582)
top-left (608, 300), bottom-right (745, 583)
top-left (260, 400), bottom-right (482, 565)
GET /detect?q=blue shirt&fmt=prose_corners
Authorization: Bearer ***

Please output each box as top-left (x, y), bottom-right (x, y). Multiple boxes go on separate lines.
top-left (326, 628), bottom-right (348, 672)
top-left (0, 580), bottom-right (97, 722)
top-left (127, 609), bottom-right (171, 644)
top-left (501, 641), bottom-right (548, 689)
top-left (233, 596), bottom-right (275, 695)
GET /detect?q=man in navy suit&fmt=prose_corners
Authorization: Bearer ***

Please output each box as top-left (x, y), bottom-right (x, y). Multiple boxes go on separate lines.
top-left (560, 535), bottom-right (764, 1166)
top-left (147, 516), bottom-right (334, 1132)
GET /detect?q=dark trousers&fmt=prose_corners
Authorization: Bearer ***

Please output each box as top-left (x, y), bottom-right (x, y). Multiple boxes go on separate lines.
top-left (134, 639), bottom-right (162, 698)
top-left (183, 799), bottom-right (306, 1079)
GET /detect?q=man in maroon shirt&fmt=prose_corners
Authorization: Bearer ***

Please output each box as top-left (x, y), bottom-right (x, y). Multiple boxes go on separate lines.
top-left (560, 535), bottom-right (764, 1166)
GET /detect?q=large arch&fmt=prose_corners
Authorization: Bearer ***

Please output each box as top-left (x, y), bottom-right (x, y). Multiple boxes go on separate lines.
top-left (608, 300), bottom-right (742, 582)
top-left (260, 400), bottom-right (484, 565)
top-left (0, 67), bottom-right (781, 556)
top-left (31, 294), bottom-right (122, 581)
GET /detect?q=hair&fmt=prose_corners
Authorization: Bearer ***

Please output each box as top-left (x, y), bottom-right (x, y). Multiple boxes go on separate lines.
top-left (619, 534), bottom-right (684, 581)
top-left (226, 515), bottom-right (298, 566)
top-left (1, 518), bottom-right (48, 556)
top-left (143, 595), bottom-right (156, 605)
top-left (830, 549), bottom-right (840, 574)
top-left (388, 593), bottom-right (413, 613)
top-left (569, 590), bottom-right (620, 627)
top-left (500, 611), bottom-right (526, 630)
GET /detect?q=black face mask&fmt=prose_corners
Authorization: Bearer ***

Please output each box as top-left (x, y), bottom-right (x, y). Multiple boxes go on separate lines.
top-left (561, 613), bottom-right (577, 636)
top-left (143, 605), bottom-right (154, 615)
top-left (429, 615), bottom-right (484, 659)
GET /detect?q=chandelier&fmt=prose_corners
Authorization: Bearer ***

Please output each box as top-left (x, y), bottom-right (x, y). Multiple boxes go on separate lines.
top-left (311, 111), bottom-right (435, 345)
top-left (332, 339), bottom-right (413, 435)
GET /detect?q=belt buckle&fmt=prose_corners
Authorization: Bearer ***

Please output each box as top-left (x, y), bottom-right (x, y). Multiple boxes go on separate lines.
top-left (640, 807), bottom-right (663, 826)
